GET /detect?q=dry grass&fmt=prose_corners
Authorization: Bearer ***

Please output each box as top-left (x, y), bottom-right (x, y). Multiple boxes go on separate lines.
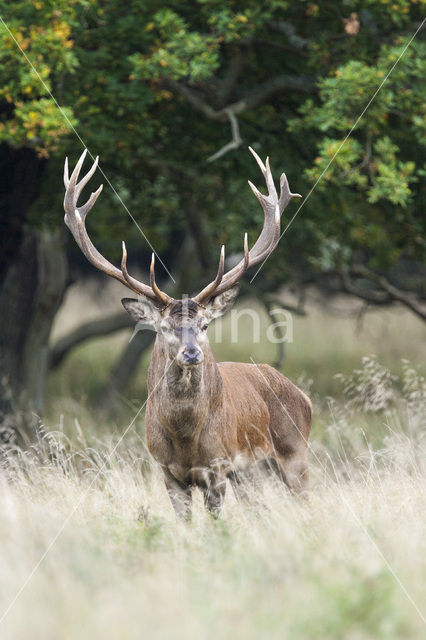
top-left (1, 356), bottom-right (425, 639)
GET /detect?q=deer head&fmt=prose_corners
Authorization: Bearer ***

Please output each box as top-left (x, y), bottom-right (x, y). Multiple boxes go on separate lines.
top-left (121, 291), bottom-right (238, 367)
top-left (63, 148), bottom-right (301, 367)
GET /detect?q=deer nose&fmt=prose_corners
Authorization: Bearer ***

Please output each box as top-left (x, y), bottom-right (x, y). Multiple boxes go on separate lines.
top-left (182, 346), bottom-right (202, 364)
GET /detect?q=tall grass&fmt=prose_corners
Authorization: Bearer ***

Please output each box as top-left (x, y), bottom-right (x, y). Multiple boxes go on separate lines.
top-left (0, 357), bottom-right (425, 639)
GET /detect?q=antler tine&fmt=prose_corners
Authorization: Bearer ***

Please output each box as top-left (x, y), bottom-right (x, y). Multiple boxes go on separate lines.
top-left (250, 148), bottom-right (277, 199)
top-left (64, 149), bottom-right (86, 223)
top-left (121, 240), bottom-right (129, 277)
top-left (68, 149), bottom-right (87, 194)
top-left (64, 150), bottom-right (102, 224)
top-left (121, 243), bottom-right (172, 302)
top-left (150, 253), bottom-right (173, 305)
top-left (193, 149), bottom-right (300, 304)
top-left (64, 152), bottom-right (173, 306)
top-left (63, 156), bottom-right (70, 188)
top-left (245, 152), bottom-right (281, 256)
top-left (215, 232), bottom-right (251, 296)
top-left (243, 232), bottom-right (249, 269)
top-left (193, 246), bottom-right (225, 303)
top-left (265, 156), bottom-right (278, 200)
top-left (64, 152), bottom-right (101, 221)
top-left (212, 245), bottom-right (226, 287)
top-left (279, 172), bottom-right (302, 210)
top-left (248, 146), bottom-right (266, 173)
top-left (74, 155), bottom-right (100, 205)
top-left (195, 234), bottom-right (250, 301)
top-left (120, 241), bottom-right (144, 294)
top-left (78, 184), bottom-right (104, 219)
top-left (211, 231), bottom-right (256, 298)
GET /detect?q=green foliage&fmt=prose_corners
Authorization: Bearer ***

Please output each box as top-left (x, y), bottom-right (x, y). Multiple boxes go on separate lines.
top-left (294, 40), bottom-right (425, 209)
top-left (130, 9), bottom-right (220, 81)
top-left (0, 98), bottom-right (76, 157)
top-left (0, 0), bottom-right (424, 294)
top-left (0, 0), bottom-right (81, 156)
top-left (368, 137), bottom-right (417, 206)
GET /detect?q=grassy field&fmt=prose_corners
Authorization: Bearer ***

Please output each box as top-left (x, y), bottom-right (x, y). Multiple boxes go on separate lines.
top-left (0, 281), bottom-right (425, 639)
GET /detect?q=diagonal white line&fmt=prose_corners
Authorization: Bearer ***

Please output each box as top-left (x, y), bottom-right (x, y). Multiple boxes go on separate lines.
top-left (0, 15), bottom-right (175, 283)
top-left (249, 356), bottom-right (426, 624)
top-left (0, 353), bottom-right (173, 627)
top-left (250, 17), bottom-right (425, 284)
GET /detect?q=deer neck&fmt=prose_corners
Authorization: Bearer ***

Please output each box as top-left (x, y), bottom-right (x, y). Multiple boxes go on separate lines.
top-left (167, 359), bottom-right (204, 396)
top-left (148, 338), bottom-right (222, 444)
top-left (150, 338), bottom-right (222, 411)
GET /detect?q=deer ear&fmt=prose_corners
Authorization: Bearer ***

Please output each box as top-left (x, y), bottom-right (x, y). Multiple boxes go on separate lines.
top-left (121, 297), bottom-right (161, 327)
top-left (205, 286), bottom-right (239, 320)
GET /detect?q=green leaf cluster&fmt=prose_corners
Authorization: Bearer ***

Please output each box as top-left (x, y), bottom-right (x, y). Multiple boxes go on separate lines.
top-left (294, 40), bottom-right (425, 208)
top-left (0, 0), bottom-right (81, 156)
top-left (130, 9), bottom-right (220, 82)
top-left (0, 0), bottom-right (424, 294)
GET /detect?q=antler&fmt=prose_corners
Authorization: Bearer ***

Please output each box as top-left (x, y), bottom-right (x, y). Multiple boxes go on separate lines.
top-left (193, 147), bottom-right (301, 304)
top-left (63, 150), bottom-right (172, 306)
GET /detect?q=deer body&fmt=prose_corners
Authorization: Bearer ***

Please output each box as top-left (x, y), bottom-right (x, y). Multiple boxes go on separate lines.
top-left (134, 298), bottom-right (311, 516)
top-left (63, 148), bottom-right (311, 517)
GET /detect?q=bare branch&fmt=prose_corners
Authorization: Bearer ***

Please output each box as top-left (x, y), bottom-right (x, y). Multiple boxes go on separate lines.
top-left (257, 292), bottom-right (306, 370)
top-left (217, 51), bottom-right (247, 105)
top-left (351, 265), bottom-right (426, 321)
top-left (266, 21), bottom-right (312, 49)
top-left (48, 312), bottom-right (133, 370)
top-left (340, 269), bottom-right (391, 305)
top-left (264, 298), bottom-right (286, 371)
top-left (207, 109), bottom-right (242, 163)
top-left (165, 73), bottom-right (313, 123)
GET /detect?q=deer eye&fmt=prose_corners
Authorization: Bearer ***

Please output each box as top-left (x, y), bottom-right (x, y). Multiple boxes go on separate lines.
top-left (202, 323), bottom-right (209, 331)
top-left (160, 323), bottom-right (170, 334)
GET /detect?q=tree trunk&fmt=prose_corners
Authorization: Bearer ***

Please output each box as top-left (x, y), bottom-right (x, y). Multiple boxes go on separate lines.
top-left (0, 227), bottom-right (68, 445)
top-left (0, 145), bottom-right (68, 445)
top-left (99, 330), bottom-right (156, 412)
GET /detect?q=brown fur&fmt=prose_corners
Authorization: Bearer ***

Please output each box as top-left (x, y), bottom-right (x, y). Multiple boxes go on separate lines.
top-left (145, 321), bottom-right (311, 517)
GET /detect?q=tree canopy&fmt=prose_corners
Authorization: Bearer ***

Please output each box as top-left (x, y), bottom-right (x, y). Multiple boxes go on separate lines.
top-left (1, 0), bottom-right (425, 305)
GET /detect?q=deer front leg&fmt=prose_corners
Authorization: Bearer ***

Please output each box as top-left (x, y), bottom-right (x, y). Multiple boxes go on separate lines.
top-left (163, 468), bottom-right (192, 520)
top-left (202, 473), bottom-right (227, 517)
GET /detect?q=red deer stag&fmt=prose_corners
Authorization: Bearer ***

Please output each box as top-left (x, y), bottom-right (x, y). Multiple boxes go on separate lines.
top-left (63, 149), bottom-right (311, 517)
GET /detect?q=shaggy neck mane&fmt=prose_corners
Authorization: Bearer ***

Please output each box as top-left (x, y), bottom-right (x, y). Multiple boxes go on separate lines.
top-left (148, 336), bottom-right (223, 441)
top-left (148, 331), bottom-right (221, 402)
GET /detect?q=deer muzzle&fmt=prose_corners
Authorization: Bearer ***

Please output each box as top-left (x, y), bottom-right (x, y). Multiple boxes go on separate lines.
top-left (178, 344), bottom-right (204, 367)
